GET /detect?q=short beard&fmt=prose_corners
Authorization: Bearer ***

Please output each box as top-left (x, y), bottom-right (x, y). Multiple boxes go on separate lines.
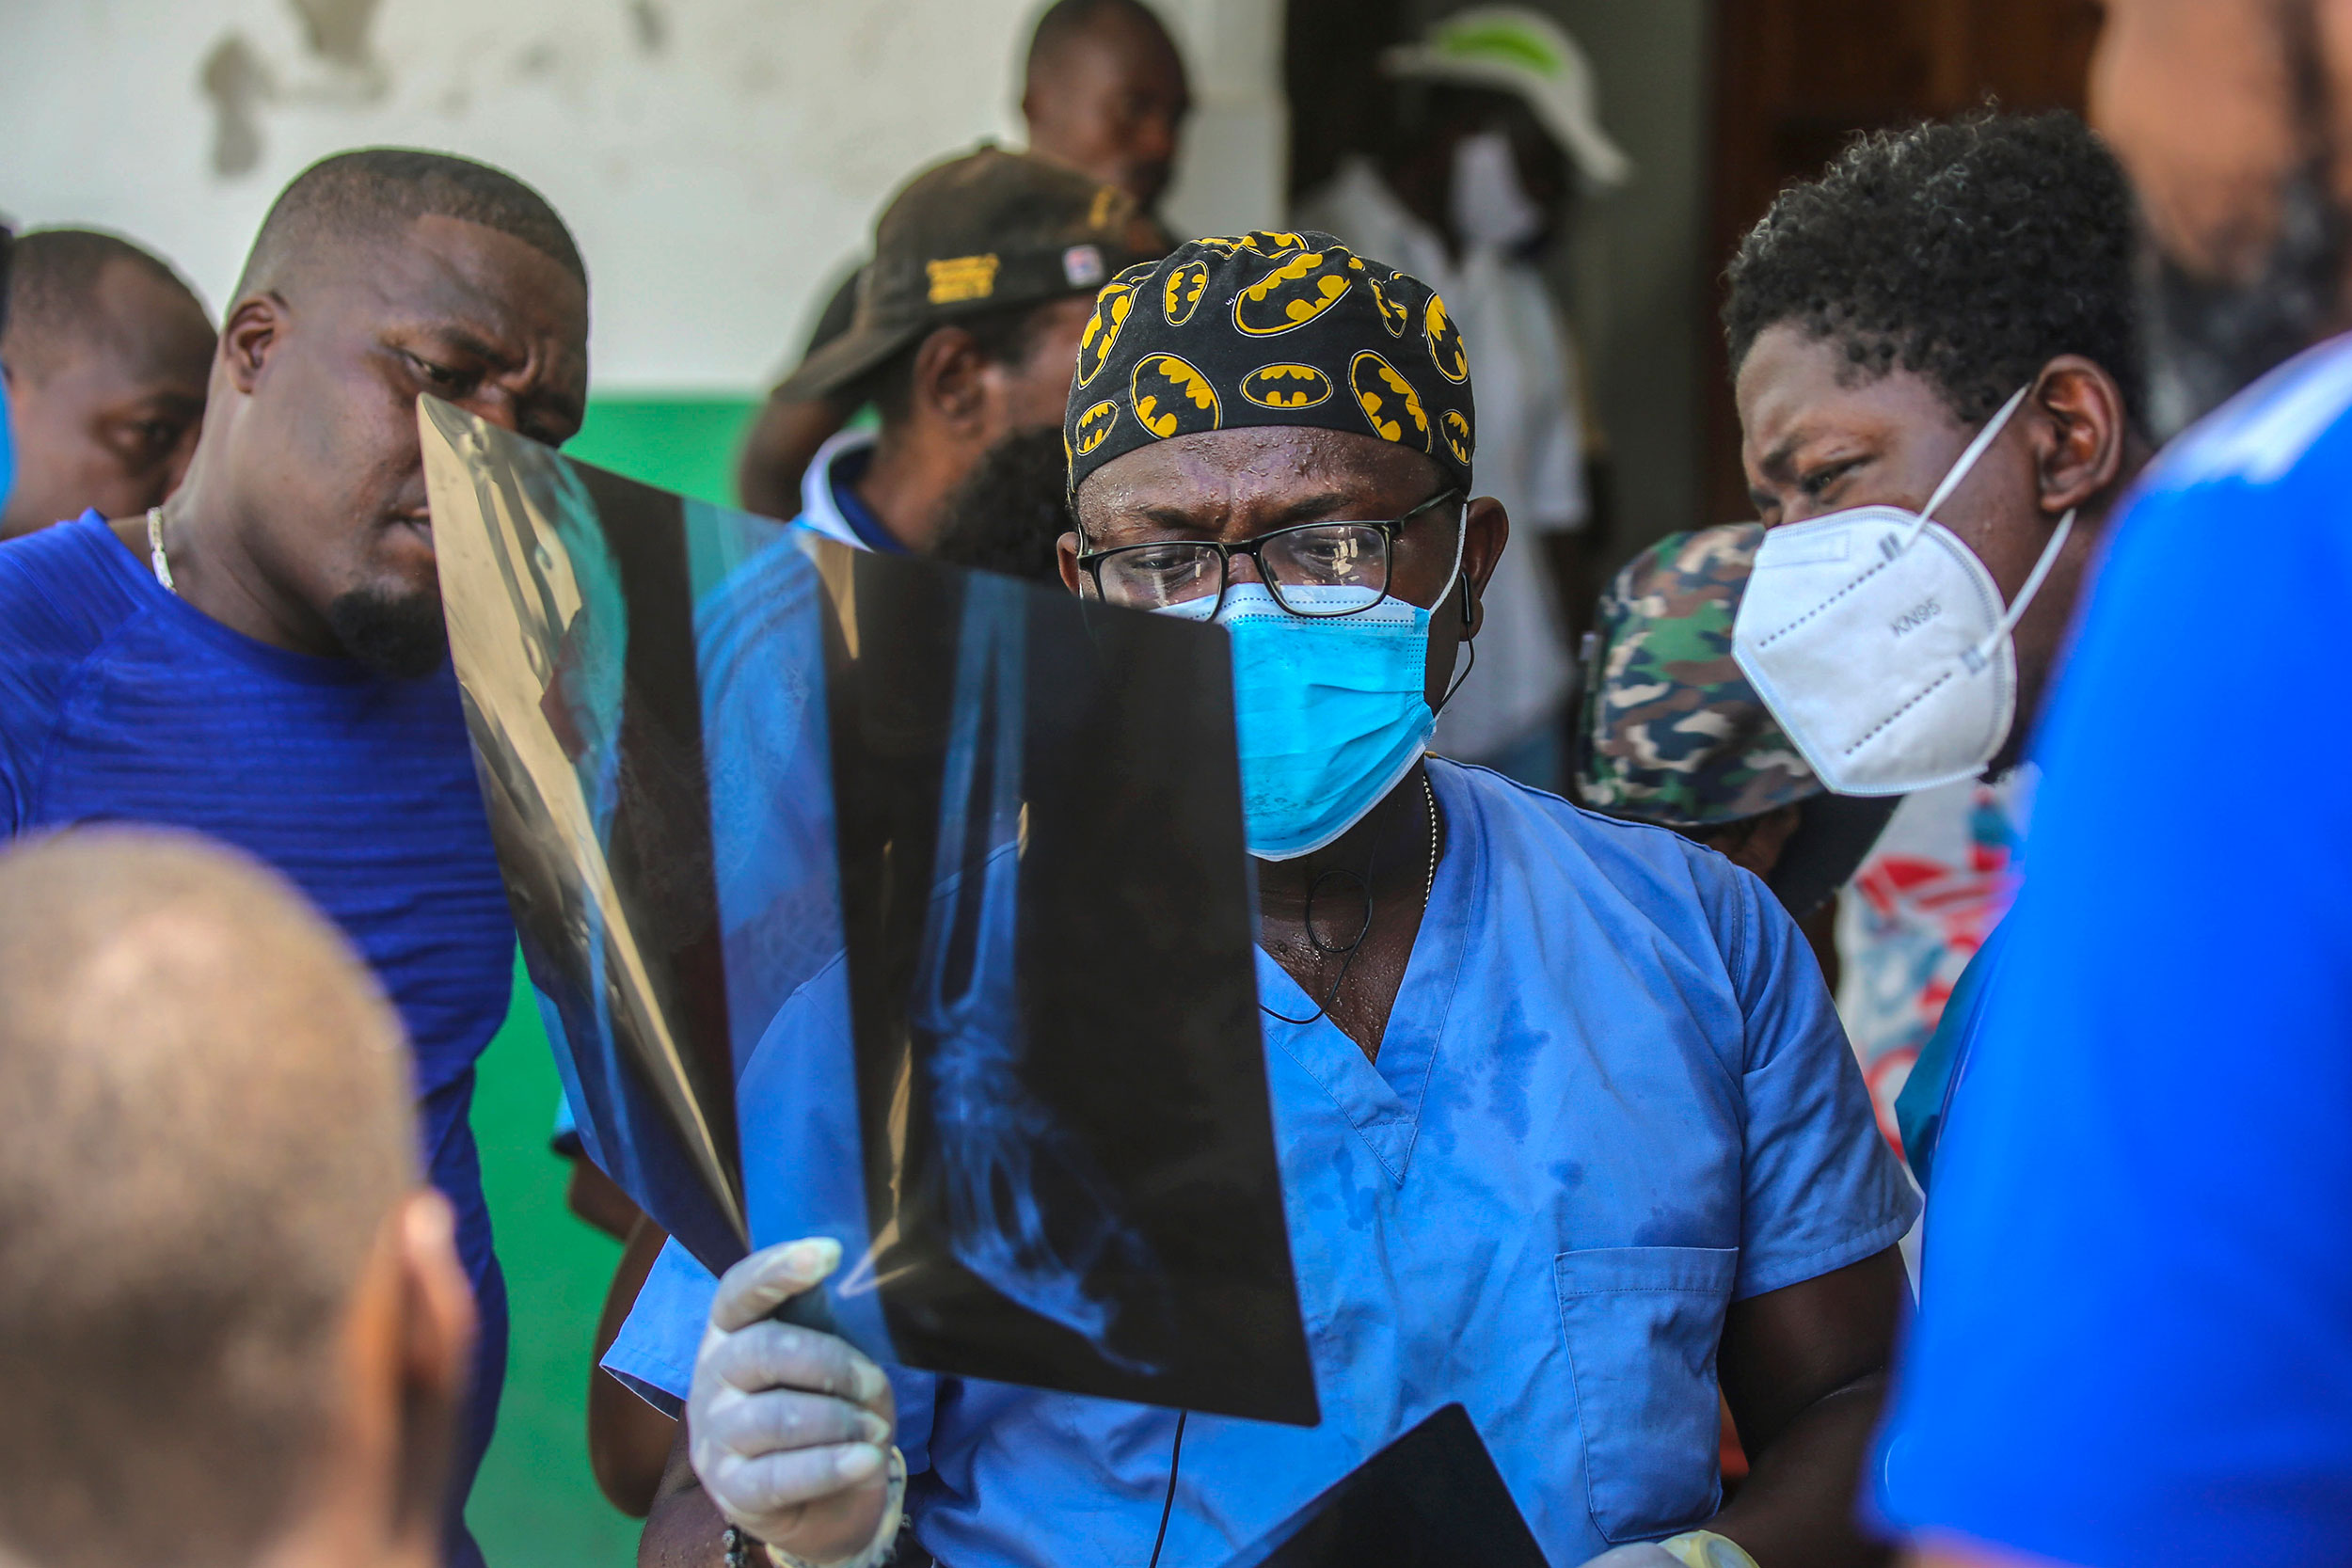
top-left (326, 585), bottom-right (449, 679)
top-left (928, 426), bottom-right (1076, 584)
top-left (2140, 159), bottom-right (2352, 440)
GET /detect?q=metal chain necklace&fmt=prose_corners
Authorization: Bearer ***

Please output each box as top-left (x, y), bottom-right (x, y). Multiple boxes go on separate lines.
top-left (145, 507), bottom-right (176, 593)
top-left (1261, 769), bottom-right (1440, 1029)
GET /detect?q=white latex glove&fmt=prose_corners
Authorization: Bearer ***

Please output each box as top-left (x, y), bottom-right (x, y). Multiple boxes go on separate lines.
top-left (687, 1238), bottom-right (898, 1565)
top-left (1582, 1531), bottom-right (1760, 1568)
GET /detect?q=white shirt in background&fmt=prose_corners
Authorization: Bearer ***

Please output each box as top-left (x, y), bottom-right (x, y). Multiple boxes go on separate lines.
top-left (1296, 158), bottom-right (1589, 762)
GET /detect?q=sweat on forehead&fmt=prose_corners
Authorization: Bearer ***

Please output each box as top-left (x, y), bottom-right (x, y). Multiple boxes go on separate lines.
top-left (1073, 424), bottom-right (1440, 524)
top-left (1063, 230), bottom-right (1476, 499)
top-left (234, 146), bottom-right (585, 300)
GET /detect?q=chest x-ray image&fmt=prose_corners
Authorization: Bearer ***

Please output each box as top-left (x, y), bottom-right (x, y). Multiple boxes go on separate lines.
top-left (419, 397), bottom-right (1317, 1425)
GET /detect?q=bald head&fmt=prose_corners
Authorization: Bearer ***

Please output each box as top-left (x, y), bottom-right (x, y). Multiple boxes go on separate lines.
top-left (1, 230), bottom-right (215, 536)
top-left (0, 829), bottom-right (420, 1568)
top-left (1023, 0), bottom-right (1190, 209)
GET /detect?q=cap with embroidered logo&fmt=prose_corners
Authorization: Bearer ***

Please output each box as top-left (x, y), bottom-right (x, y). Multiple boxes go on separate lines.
top-left (775, 146), bottom-right (1168, 404)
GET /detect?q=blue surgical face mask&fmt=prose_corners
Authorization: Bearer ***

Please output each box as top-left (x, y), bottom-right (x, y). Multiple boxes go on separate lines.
top-left (1161, 521), bottom-right (1466, 861)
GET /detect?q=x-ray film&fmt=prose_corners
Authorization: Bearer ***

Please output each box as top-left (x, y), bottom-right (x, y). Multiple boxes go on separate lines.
top-left (419, 397), bottom-right (1317, 1425)
top-left (1219, 1405), bottom-right (1550, 1568)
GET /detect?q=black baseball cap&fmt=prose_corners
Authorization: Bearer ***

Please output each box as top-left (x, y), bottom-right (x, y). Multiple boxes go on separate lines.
top-left (777, 146), bottom-right (1168, 403)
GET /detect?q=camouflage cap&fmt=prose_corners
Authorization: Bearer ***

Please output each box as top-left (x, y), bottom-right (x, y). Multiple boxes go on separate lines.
top-left (1572, 522), bottom-right (1819, 827)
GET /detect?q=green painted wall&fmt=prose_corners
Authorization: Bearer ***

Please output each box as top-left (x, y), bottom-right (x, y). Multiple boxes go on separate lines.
top-left (564, 395), bottom-right (767, 508)
top-left (464, 393), bottom-right (757, 1568)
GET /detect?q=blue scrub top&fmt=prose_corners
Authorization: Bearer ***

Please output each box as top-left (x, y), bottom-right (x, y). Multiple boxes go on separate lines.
top-left (1874, 336), bottom-right (2352, 1566)
top-left (610, 759), bottom-right (1915, 1567)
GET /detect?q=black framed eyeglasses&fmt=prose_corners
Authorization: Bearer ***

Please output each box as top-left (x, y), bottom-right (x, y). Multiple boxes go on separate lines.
top-left (1076, 489), bottom-right (1464, 620)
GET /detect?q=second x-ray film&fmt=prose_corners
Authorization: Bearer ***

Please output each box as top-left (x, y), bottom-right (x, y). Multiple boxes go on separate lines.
top-left (420, 397), bottom-right (1317, 1425)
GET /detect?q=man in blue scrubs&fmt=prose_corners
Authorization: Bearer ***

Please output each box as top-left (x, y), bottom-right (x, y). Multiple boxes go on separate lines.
top-left (1878, 3), bottom-right (2352, 1564)
top-left (0, 150), bottom-right (587, 1568)
top-left (611, 234), bottom-right (1915, 1568)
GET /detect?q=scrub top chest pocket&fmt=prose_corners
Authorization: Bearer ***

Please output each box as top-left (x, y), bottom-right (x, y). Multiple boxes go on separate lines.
top-left (1555, 1244), bottom-right (1739, 1542)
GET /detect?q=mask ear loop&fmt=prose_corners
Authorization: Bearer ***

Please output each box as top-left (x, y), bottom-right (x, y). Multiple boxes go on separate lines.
top-left (1891, 383), bottom-right (2035, 556)
top-left (1961, 506), bottom-right (2075, 674)
top-left (1435, 500), bottom-right (1477, 714)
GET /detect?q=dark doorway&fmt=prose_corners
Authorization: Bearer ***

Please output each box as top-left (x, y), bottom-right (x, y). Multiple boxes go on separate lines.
top-left (1283, 0), bottom-right (1411, 202)
top-left (1703, 0), bottom-right (2105, 525)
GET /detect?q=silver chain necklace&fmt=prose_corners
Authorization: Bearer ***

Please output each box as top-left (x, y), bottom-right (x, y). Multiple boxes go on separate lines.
top-left (1421, 770), bottom-right (1439, 904)
top-left (145, 507), bottom-right (176, 594)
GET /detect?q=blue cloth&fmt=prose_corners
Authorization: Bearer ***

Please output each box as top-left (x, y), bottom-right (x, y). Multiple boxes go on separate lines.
top-left (607, 758), bottom-right (1914, 1568)
top-left (825, 443), bottom-right (907, 555)
top-left (0, 514), bottom-right (518, 1568)
top-left (1874, 335), bottom-right (2352, 1566)
top-left (1890, 918), bottom-right (2009, 1192)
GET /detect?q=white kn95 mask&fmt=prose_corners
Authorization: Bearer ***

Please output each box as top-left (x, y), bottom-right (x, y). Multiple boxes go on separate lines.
top-left (1732, 385), bottom-right (2074, 797)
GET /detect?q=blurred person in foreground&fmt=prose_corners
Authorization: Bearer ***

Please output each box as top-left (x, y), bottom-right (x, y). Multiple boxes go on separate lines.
top-left (0, 828), bottom-right (474, 1568)
top-left (1721, 112), bottom-right (2153, 1188)
top-left (1879, 3), bottom-right (2352, 1563)
top-left (0, 148), bottom-right (589, 1568)
top-left (1, 228), bottom-right (215, 539)
top-left (616, 231), bottom-right (1913, 1568)
top-left (737, 0), bottom-right (1189, 516)
top-left (1573, 522), bottom-right (1898, 937)
top-left (1296, 5), bottom-right (1627, 790)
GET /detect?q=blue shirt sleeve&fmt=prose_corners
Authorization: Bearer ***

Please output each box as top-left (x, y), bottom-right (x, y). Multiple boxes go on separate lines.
top-left (1873, 404), bottom-right (2352, 1566)
top-left (602, 1237), bottom-right (940, 1473)
top-left (1721, 862), bottom-right (1919, 1300)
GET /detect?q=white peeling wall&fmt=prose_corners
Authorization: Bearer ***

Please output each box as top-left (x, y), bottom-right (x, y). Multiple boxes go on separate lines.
top-left (0, 0), bottom-right (1285, 392)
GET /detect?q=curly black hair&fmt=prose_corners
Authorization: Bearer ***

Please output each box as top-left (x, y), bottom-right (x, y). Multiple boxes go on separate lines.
top-left (1724, 110), bottom-right (2144, 425)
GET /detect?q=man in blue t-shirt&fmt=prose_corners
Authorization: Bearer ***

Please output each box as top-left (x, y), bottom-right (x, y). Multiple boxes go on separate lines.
top-left (0, 149), bottom-right (589, 1568)
top-left (1875, 4), bottom-right (2352, 1566)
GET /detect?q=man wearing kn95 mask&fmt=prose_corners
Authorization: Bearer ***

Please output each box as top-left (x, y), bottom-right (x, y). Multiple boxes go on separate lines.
top-left (625, 233), bottom-right (1915, 1568)
top-left (1721, 111), bottom-right (2153, 1190)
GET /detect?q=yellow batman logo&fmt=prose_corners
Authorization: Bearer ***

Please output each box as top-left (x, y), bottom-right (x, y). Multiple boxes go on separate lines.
top-left (1349, 351), bottom-right (1431, 451)
top-left (1439, 407), bottom-right (1473, 467)
top-left (1163, 260), bottom-right (1210, 325)
top-left (1239, 363), bottom-right (1335, 410)
top-left (1234, 249), bottom-right (1353, 337)
top-left (1074, 280), bottom-right (1136, 388)
top-left (1131, 354), bottom-right (1221, 439)
top-left (1240, 230), bottom-right (1309, 255)
top-left (1195, 230), bottom-right (1311, 259)
top-left (1425, 293), bottom-right (1470, 383)
top-left (1365, 275), bottom-right (1410, 338)
top-left (1073, 399), bottom-right (1120, 456)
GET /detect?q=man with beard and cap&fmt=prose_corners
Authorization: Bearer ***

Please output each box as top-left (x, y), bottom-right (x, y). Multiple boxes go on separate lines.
top-left (748, 146), bottom-right (1161, 559)
top-left (736, 0), bottom-right (1189, 518)
top-left (1876, 5), bottom-right (2352, 1567)
top-left (0, 148), bottom-right (589, 1568)
top-left (1720, 111), bottom-right (2153, 1191)
top-left (2, 229), bottom-right (215, 539)
top-left (1296, 6), bottom-right (1628, 790)
top-left (608, 232), bottom-right (1915, 1568)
